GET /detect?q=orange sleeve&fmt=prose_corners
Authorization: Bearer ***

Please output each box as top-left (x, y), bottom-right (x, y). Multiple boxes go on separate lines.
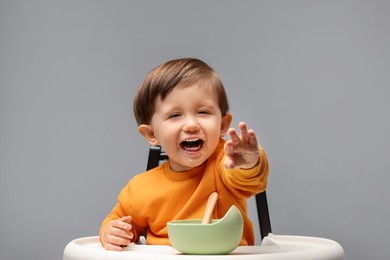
top-left (99, 180), bottom-right (147, 245)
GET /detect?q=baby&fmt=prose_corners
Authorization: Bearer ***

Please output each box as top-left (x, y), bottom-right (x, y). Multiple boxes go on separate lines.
top-left (100, 58), bottom-right (269, 251)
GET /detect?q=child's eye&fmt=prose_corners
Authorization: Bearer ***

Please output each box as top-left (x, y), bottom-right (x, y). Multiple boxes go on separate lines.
top-left (168, 113), bottom-right (181, 119)
top-left (198, 110), bottom-right (210, 115)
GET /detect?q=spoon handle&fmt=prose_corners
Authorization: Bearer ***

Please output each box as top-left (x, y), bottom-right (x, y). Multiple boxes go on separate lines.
top-left (202, 192), bottom-right (218, 224)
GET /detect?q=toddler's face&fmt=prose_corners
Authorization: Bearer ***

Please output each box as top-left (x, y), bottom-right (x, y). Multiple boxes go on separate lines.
top-left (148, 82), bottom-right (229, 172)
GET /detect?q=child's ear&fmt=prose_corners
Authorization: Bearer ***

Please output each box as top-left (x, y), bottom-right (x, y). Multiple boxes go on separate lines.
top-left (220, 113), bottom-right (232, 137)
top-left (138, 124), bottom-right (159, 146)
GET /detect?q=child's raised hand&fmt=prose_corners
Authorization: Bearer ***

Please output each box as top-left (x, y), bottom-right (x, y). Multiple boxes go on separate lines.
top-left (224, 122), bottom-right (260, 169)
top-left (101, 216), bottom-right (134, 251)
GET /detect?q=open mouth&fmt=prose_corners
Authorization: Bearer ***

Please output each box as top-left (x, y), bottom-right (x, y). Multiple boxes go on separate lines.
top-left (180, 139), bottom-right (204, 151)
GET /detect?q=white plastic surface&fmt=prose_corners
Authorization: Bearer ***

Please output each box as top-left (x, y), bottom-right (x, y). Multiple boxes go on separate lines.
top-left (63, 234), bottom-right (345, 260)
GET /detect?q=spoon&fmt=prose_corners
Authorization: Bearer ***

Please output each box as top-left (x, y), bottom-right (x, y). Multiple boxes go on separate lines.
top-left (202, 192), bottom-right (218, 224)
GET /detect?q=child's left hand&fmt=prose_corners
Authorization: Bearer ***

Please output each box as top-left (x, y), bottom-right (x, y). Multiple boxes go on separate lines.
top-left (224, 122), bottom-right (260, 169)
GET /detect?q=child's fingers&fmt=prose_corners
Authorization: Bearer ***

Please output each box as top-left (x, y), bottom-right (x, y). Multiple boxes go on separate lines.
top-left (224, 122), bottom-right (260, 169)
top-left (102, 217), bottom-right (134, 251)
top-left (224, 140), bottom-right (233, 153)
top-left (238, 122), bottom-right (249, 141)
top-left (119, 215), bottom-right (133, 226)
top-left (110, 217), bottom-right (132, 231)
top-left (247, 129), bottom-right (259, 148)
top-left (102, 232), bottom-right (133, 251)
top-left (103, 242), bottom-right (125, 251)
top-left (228, 128), bottom-right (240, 145)
top-left (111, 219), bottom-right (134, 239)
top-left (103, 234), bottom-right (131, 251)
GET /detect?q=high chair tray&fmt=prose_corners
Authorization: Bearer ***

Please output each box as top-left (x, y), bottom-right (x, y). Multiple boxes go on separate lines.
top-left (63, 234), bottom-right (344, 260)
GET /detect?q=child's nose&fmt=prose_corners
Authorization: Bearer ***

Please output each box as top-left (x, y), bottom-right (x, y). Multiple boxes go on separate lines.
top-left (182, 116), bottom-right (200, 132)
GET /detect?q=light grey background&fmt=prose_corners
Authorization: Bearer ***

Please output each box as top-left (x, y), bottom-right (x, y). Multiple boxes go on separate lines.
top-left (1, 0), bottom-right (389, 259)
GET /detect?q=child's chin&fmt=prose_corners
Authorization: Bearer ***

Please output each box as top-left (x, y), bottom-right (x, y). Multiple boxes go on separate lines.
top-left (171, 158), bottom-right (206, 171)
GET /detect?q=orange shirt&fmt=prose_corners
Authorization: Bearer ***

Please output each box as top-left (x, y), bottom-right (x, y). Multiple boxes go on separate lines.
top-left (100, 139), bottom-right (269, 246)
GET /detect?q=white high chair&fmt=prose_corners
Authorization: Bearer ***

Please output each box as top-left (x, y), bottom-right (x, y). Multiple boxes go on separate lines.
top-left (63, 146), bottom-right (345, 259)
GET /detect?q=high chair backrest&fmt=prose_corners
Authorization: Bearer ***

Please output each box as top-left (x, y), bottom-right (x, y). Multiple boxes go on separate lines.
top-left (146, 145), bottom-right (272, 240)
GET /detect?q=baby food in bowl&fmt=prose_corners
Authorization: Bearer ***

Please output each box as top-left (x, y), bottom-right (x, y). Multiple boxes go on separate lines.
top-left (167, 205), bottom-right (244, 255)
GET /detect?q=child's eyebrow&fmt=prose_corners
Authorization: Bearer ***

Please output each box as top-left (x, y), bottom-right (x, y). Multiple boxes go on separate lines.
top-left (198, 100), bottom-right (219, 108)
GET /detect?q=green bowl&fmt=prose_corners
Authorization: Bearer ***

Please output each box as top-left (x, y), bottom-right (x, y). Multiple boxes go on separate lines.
top-left (167, 205), bottom-right (244, 255)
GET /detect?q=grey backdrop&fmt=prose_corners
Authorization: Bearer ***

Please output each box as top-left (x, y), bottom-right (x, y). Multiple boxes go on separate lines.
top-left (1, 0), bottom-right (389, 259)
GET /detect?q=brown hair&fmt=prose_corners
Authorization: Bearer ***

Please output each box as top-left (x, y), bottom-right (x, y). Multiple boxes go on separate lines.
top-left (133, 58), bottom-right (229, 125)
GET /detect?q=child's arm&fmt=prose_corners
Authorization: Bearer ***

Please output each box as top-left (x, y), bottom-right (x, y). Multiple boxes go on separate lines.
top-left (224, 121), bottom-right (260, 169)
top-left (100, 216), bottom-right (134, 251)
